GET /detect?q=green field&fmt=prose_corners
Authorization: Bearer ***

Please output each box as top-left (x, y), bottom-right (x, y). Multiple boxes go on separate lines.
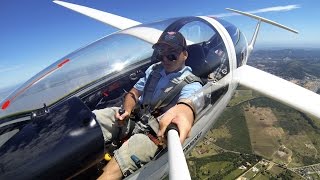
top-left (245, 97), bottom-right (320, 167)
top-left (188, 152), bottom-right (258, 179)
top-left (211, 104), bottom-right (253, 154)
top-left (188, 88), bottom-right (320, 178)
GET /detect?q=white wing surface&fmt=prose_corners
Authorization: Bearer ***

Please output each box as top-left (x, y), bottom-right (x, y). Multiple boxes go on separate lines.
top-left (53, 1), bottom-right (141, 30)
top-left (234, 65), bottom-right (320, 119)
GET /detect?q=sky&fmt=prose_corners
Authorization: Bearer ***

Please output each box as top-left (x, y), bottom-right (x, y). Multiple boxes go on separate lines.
top-left (0, 0), bottom-right (319, 97)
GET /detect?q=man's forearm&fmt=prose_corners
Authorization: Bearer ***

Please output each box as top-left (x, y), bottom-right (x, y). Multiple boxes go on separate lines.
top-left (177, 99), bottom-right (196, 121)
top-left (177, 99), bottom-right (196, 120)
top-left (123, 88), bottom-right (140, 114)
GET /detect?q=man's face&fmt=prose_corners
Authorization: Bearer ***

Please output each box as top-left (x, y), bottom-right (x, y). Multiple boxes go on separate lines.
top-left (154, 44), bottom-right (187, 73)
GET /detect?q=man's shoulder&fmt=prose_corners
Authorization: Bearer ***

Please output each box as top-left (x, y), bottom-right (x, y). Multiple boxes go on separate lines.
top-left (145, 62), bottom-right (162, 76)
top-left (180, 66), bottom-right (203, 85)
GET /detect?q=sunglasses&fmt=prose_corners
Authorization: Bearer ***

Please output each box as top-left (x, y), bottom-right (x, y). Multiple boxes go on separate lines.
top-left (156, 53), bottom-right (178, 62)
top-left (155, 49), bottom-right (181, 62)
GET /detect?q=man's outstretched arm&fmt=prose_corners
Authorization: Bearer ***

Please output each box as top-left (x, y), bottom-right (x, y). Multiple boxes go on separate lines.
top-left (157, 99), bottom-right (195, 144)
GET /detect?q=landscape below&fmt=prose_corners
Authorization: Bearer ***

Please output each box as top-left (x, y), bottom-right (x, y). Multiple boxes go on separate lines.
top-left (187, 48), bottom-right (320, 180)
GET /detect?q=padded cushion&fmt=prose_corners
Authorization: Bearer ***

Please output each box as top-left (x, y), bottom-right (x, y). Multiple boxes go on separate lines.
top-left (185, 43), bottom-right (209, 78)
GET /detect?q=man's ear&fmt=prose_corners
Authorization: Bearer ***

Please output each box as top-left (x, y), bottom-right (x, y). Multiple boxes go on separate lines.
top-left (182, 51), bottom-right (188, 61)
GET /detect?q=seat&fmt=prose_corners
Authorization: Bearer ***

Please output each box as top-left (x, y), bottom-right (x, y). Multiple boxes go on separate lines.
top-left (186, 42), bottom-right (223, 81)
top-left (185, 43), bottom-right (209, 78)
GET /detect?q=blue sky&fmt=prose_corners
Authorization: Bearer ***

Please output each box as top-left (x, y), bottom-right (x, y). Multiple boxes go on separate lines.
top-left (0, 0), bottom-right (319, 95)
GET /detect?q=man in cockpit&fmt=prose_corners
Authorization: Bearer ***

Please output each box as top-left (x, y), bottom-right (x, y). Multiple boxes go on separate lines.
top-left (94, 31), bottom-right (203, 179)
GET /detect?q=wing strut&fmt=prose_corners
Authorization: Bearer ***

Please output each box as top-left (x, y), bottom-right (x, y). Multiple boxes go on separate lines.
top-left (248, 19), bottom-right (261, 56)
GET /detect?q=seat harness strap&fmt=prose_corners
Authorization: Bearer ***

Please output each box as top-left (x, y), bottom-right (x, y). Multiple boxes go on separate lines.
top-left (140, 64), bottom-right (202, 133)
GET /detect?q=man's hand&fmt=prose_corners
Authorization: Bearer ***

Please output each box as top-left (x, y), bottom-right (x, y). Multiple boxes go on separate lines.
top-left (157, 102), bottom-right (195, 144)
top-left (115, 110), bottom-right (130, 121)
top-left (115, 88), bottom-right (140, 122)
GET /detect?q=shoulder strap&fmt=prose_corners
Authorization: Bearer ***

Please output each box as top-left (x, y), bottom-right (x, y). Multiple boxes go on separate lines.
top-left (153, 72), bottom-right (203, 111)
top-left (184, 74), bottom-right (203, 85)
top-left (142, 63), bottom-right (162, 106)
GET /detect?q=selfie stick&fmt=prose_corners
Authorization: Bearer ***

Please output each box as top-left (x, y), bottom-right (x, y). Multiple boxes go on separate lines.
top-left (166, 124), bottom-right (191, 180)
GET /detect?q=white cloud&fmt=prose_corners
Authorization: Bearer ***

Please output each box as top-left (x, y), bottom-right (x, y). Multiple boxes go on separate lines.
top-left (249, 5), bottom-right (300, 13)
top-left (213, 4), bottom-right (301, 17)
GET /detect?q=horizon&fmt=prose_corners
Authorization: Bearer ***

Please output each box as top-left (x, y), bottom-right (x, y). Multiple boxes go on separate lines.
top-left (1, 47), bottom-right (319, 103)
